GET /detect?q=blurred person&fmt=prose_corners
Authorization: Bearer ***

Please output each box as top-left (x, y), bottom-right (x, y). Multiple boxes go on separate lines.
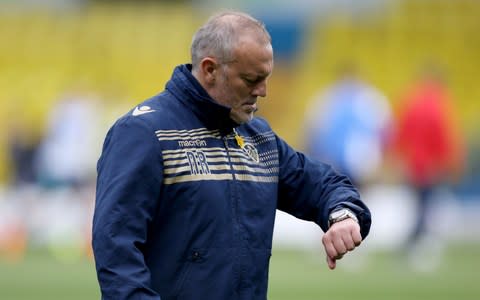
top-left (93, 11), bottom-right (371, 300)
top-left (7, 121), bottom-right (39, 187)
top-left (31, 88), bottom-right (102, 261)
top-left (392, 64), bottom-right (465, 268)
top-left (304, 63), bottom-right (392, 189)
top-left (0, 192), bottom-right (28, 262)
top-left (2, 119), bottom-right (39, 261)
top-left (35, 88), bottom-right (101, 190)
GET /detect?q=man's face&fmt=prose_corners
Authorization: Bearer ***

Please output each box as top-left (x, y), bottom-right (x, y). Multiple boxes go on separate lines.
top-left (211, 38), bottom-right (274, 124)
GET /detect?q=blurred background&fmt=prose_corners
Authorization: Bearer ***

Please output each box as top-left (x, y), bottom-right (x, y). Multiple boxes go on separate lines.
top-left (0, 0), bottom-right (479, 299)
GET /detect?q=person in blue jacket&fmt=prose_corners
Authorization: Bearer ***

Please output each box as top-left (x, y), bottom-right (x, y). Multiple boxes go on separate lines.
top-left (92, 11), bottom-right (371, 300)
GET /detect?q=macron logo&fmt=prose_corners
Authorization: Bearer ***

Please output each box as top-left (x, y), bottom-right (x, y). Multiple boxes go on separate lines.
top-left (132, 105), bottom-right (155, 116)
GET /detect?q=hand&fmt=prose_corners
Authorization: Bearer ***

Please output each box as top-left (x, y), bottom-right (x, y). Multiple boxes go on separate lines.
top-left (322, 218), bottom-right (362, 270)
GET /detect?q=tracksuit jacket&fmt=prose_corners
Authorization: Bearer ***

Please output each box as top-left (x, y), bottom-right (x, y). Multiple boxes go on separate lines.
top-left (92, 64), bottom-right (371, 300)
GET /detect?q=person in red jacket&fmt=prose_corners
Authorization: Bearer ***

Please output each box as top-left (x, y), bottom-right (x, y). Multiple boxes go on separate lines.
top-left (393, 64), bottom-right (465, 258)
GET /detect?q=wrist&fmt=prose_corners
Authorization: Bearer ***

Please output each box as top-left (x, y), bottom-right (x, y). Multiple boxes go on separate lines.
top-left (328, 208), bottom-right (358, 228)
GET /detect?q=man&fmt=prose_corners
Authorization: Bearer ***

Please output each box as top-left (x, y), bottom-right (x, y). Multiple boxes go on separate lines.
top-left (305, 63), bottom-right (392, 189)
top-left (392, 64), bottom-right (464, 265)
top-left (93, 11), bottom-right (371, 300)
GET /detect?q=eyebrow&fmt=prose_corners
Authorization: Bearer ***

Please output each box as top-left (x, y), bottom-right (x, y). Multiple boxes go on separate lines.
top-left (241, 72), bottom-right (270, 81)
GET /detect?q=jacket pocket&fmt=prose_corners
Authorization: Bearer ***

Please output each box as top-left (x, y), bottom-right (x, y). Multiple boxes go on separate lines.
top-left (171, 249), bottom-right (206, 297)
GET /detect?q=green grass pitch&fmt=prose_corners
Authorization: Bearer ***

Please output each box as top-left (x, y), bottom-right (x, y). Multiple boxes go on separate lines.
top-left (0, 244), bottom-right (478, 300)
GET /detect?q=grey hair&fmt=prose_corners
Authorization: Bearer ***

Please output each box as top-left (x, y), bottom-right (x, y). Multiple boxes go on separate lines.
top-left (190, 11), bottom-right (271, 70)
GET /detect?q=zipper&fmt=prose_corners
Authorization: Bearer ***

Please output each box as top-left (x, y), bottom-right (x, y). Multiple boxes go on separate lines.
top-left (223, 133), bottom-right (241, 284)
top-left (223, 135), bottom-right (237, 181)
top-left (223, 135), bottom-right (238, 225)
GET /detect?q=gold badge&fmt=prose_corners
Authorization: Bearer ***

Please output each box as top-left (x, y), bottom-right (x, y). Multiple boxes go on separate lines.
top-left (233, 129), bottom-right (259, 163)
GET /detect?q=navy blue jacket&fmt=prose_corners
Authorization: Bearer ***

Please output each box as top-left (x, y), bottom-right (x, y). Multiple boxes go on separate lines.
top-left (92, 64), bottom-right (371, 300)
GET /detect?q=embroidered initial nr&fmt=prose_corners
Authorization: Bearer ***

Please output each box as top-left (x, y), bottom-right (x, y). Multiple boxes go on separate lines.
top-left (186, 150), bottom-right (211, 175)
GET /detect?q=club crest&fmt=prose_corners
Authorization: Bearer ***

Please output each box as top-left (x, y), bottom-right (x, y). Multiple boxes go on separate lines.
top-left (242, 142), bottom-right (259, 163)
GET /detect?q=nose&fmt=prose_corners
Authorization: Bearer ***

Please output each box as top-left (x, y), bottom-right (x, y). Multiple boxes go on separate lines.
top-left (251, 80), bottom-right (267, 97)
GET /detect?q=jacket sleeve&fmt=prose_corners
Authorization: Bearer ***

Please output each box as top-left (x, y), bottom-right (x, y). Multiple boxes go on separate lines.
top-left (92, 117), bottom-right (163, 299)
top-left (276, 134), bottom-right (371, 239)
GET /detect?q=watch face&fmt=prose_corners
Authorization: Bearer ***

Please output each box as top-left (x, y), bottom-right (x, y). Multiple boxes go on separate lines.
top-left (329, 209), bottom-right (358, 227)
top-left (331, 210), bottom-right (347, 219)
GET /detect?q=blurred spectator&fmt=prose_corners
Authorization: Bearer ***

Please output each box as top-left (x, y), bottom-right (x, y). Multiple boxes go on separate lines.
top-left (35, 87), bottom-right (101, 190)
top-left (0, 199), bottom-right (27, 262)
top-left (304, 63), bottom-right (392, 188)
top-left (392, 64), bottom-right (465, 261)
top-left (7, 121), bottom-right (39, 187)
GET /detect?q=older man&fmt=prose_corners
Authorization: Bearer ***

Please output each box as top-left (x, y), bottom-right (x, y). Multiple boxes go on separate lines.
top-left (93, 11), bottom-right (371, 300)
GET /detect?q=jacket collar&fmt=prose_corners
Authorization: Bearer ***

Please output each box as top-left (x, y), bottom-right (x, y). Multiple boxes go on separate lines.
top-left (165, 64), bottom-right (238, 133)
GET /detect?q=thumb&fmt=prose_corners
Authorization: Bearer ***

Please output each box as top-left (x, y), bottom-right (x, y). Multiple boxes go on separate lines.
top-left (326, 255), bottom-right (336, 270)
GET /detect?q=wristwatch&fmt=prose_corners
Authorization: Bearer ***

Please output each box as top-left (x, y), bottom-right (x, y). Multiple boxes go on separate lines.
top-left (328, 208), bottom-right (358, 228)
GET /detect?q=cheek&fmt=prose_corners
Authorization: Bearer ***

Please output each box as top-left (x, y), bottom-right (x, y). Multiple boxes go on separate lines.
top-left (221, 76), bottom-right (252, 107)
top-left (233, 82), bottom-right (252, 99)
top-left (215, 78), bottom-right (232, 103)
top-left (224, 83), bottom-right (247, 106)
top-left (232, 90), bottom-right (251, 107)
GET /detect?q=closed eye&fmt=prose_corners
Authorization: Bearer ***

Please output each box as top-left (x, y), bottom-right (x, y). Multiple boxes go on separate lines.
top-left (244, 76), bottom-right (268, 87)
top-left (243, 77), bottom-right (257, 85)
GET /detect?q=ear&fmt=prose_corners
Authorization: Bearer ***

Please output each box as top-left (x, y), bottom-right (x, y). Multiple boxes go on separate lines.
top-left (199, 57), bottom-right (219, 85)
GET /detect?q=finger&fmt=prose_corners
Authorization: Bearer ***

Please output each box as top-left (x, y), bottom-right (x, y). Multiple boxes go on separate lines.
top-left (351, 227), bottom-right (363, 246)
top-left (324, 242), bottom-right (339, 257)
top-left (322, 235), bottom-right (338, 257)
top-left (341, 234), bottom-right (356, 251)
top-left (332, 237), bottom-right (348, 257)
top-left (326, 255), bottom-right (336, 270)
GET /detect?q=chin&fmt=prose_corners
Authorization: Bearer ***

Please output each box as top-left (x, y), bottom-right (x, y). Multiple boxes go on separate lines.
top-left (231, 112), bottom-right (254, 124)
